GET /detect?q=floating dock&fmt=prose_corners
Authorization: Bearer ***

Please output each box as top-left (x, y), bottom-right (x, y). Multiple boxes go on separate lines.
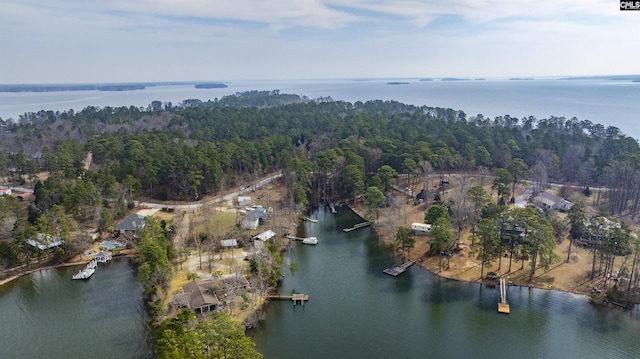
top-left (383, 260), bottom-right (415, 276)
top-left (266, 293), bottom-right (309, 305)
top-left (72, 253), bottom-right (112, 280)
top-left (288, 236), bottom-right (319, 244)
top-left (343, 221), bottom-right (372, 232)
top-left (72, 260), bottom-right (97, 280)
top-left (498, 277), bottom-right (510, 314)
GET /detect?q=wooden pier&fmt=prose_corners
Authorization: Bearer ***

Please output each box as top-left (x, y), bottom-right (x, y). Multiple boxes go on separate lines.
top-left (343, 221), bottom-right (372, 232)
top-left (498, 277), bottom-right (510, 314)
top-left (383, 260), bottom-right (415, 276)
top-left (266, 293), bottom-right (309, 305)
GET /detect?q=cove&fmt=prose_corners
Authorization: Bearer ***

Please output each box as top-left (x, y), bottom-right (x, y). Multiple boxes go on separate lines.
top-left (251, 206), bottom-right (640, 359)
top-left (0, 259), bottom-right (152, 359)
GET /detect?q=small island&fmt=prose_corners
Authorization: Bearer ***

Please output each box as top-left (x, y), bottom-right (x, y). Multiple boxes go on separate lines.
top-left (195, 83), bottom-right (228, 89)
top-left (386, 81), bottom-right (410, 85)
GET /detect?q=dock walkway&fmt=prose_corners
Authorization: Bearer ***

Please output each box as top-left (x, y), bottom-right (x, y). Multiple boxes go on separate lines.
top-left (266, 293), bottom-right (309, 305)
top-left (498, 277), bottom-right (510, 314)
top-left (343, 221), bottom-right (372, 232)
top-left (383, 260), bottom-right (415, 276)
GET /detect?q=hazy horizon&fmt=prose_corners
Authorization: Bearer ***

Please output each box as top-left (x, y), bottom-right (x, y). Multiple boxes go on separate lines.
top-left (2, 74), bottom-right (640, 86)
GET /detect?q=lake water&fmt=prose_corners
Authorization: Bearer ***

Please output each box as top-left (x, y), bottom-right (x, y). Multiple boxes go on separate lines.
top-left (251, 206), bottom-right (640, 359)
top-left (0, 259), bottom-right (152, 359)
top-left (1, 78), bottom-right (639, 140)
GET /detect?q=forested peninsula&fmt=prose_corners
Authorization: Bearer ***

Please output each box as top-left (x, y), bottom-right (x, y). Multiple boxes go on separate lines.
top-left (3, 90), bottom-right (640, 357)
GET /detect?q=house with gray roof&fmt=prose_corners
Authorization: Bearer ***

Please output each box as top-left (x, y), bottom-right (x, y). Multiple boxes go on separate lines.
top-left (115, 213), bottom-right (146, 233)
top-left (172, 280), bottom-right (221, 314)
top-left (533, 191), bottom-right (572, 211)
top-left (241, 210), bottom-right (263, 230)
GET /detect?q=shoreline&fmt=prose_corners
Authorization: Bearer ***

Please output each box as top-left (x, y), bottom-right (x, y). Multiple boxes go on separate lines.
top-left (346, 203), bottom-right (605, 305)
top-left (0, 253), bottom-right (135, 287)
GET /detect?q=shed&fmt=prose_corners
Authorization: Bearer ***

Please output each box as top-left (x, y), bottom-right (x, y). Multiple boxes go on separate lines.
top-left (253, 230), bottom-right (276, 250)
top-left (241, 210), bottom-right (263, 230)
top-left (220, 239), bottom-right (238, 249)
top-left (238, 196), bottom-right (252, 206)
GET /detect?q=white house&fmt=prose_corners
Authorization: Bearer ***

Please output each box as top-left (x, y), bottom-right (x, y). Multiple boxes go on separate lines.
top-left (533, 192), bottom-right (572, 211)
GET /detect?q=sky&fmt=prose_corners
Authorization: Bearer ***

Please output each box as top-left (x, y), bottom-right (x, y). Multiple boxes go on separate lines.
top-left (1, 0), bottom-right (639, 83)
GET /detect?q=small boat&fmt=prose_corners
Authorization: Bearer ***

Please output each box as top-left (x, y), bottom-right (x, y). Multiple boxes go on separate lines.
top-left (302, 217), bottom-right (319, 223)
top-left (302, 237), bottom-right (318, 245)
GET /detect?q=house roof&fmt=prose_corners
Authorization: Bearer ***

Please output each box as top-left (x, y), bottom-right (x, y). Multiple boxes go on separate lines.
top-left (115, 213), bottom-right (146, 231)
top-left (534, 192), bottom-right (571, 207)
top-left (180, 280), bottom-right (221, 309)
top-left (253, 230), bottom-right (276, 241)
top-left (27, 233), bottom-right (63, 250)
top-left (220, 239), bottom-right (238, 248)
top-left (95, 251), bottom-right (111, 258)
top-left (242, 210), bottom-right (263, 222)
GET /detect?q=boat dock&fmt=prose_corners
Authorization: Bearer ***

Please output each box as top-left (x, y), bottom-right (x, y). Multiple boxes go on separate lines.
top-left (343, 221), bottom-right (372, 232)
top-left (72, 259), bottom-right (97, 280)
top-left (288, 236), bottom-right (319, 244)
top-left (498, 277), bottom-right (510, 314)
top-left (266, 293), bottom-right (309, 305)
top-left (383, 260), bottom-right (415, 276)
top-left (72, 252), bottom-right (113, 280)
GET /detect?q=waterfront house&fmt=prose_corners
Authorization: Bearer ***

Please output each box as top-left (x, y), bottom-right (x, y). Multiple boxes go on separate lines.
top-left (173, 280), bottom-right (221, 314)
top-left (532, 191), bottom-right (572, 211)
top-left (95, 251), bottom-right (112, 263)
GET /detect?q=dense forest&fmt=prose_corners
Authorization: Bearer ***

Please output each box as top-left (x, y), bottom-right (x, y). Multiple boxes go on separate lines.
top-left (1, 89), bottom-right (640, 211)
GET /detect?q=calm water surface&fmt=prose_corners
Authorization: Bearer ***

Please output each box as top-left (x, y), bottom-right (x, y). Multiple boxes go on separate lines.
top-left (0, 259), bottom-right (152, 359)
top-left (251, 207), bottom-right (640, 359)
